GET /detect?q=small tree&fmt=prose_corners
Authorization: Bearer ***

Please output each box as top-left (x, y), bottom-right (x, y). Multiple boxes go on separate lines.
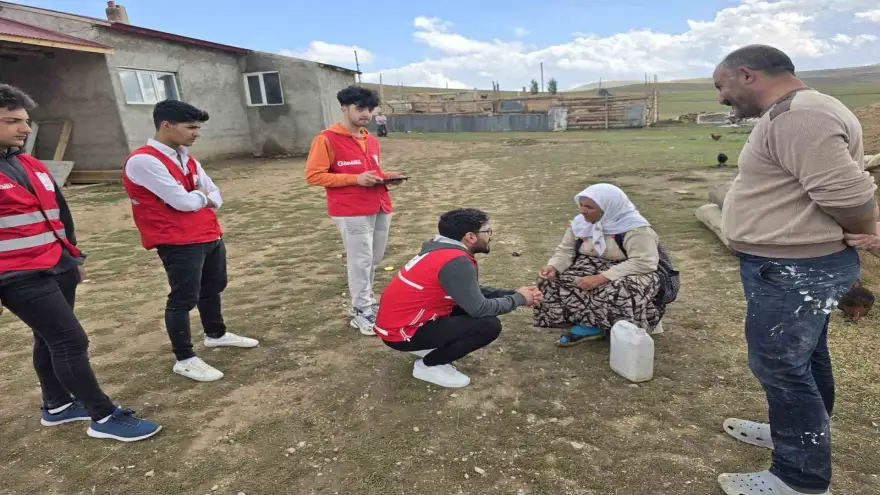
top-left (529, 79), bottom-right (539, 94)
top-left (547, 78), bottom-right (558, 95)
top-left (522, 86), bottom-right (526, 93)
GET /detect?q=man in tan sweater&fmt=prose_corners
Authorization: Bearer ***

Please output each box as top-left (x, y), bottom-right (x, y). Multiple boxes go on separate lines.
top-left (713, 45), bottom-right (877, 495)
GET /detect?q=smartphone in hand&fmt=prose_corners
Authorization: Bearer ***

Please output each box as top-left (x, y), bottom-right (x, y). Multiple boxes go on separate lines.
top-left (384, 176), bottom-right (409, 185)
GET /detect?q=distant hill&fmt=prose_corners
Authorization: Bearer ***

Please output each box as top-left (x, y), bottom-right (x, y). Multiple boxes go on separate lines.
top-left (612, 64), bottom-right (880, 93)
top-left (566, 80), bottom-right (643, 92)
top-left (363, 63), bottom-right (880, 120)
top-left (366, 64), bottom-right (880, 99)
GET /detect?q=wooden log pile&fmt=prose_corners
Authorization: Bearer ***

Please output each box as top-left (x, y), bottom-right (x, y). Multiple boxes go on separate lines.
top-left (562, 95), bottom-right (653, 130)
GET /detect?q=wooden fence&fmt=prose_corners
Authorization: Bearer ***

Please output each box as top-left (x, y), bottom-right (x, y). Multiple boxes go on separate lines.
top-left (381, 92), bottom-right (660, 130)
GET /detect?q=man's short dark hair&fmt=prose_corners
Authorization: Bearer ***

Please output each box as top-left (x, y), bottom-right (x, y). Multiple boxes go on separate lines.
top-left (438, 208), bottom-right (490, 241)
top-left (0, 84), bottom-right (36, 111)
top-left (153, 100), bottom-right (209, 130)
top-left (337, 85), bottom-right (380, 110)
top-left (719, 44), bottom-right (796, 76)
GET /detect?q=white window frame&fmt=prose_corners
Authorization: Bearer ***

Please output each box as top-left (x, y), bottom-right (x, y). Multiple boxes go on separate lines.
top-left (244, 71), bottom-right (284, 107)
top-left (118, 69), bottom-right (180, 105)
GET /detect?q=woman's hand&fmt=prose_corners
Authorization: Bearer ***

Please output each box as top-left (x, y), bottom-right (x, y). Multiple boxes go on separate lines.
top-left (575, 274), bottom-right (610, 291)
top-left (538, 265), bottom-right (558, 281)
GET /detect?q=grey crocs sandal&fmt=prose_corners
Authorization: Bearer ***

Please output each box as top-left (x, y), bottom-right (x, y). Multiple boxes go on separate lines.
top-left (723, 418), bottom-right (773, 449)
top-left (718, 471), bottom-right (830, 495)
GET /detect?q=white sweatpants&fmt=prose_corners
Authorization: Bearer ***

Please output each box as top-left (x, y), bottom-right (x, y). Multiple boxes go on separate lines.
top-left (332, 212), bottom-right (392, 314)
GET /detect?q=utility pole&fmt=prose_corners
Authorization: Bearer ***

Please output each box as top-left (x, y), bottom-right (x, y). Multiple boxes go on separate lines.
top-left (540, 62), bottom-right (544, 92)
top-left (379, 72), bottom-right (384, 103)
top-left (354, 50), bottom-right (361, 83)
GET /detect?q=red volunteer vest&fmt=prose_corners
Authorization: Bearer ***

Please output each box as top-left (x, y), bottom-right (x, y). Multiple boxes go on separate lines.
top-left (375, 248), bottom-right (477, 342)
top-left (0, 154), bottom-right (81, 273)
top-left (121, 146), bottom-right (223, 250)
top-left (322, 130), bottom-right (392, 217)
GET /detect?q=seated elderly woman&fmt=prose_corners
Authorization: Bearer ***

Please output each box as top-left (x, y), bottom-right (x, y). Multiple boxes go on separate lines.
top-left (534, 183), bottom-right (676, 345)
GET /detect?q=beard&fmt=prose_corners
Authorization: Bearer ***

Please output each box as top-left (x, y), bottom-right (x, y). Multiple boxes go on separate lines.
top-left (728, 93), bottom-right (762, 119)
top-left (470, 241), bottom-right (490, 255)
top-left (732, 104), bottom-right (761, 119)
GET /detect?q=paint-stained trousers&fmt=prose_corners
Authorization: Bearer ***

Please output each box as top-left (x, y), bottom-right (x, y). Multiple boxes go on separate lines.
top-left (738, 247), bottom-right (860, 492)
top-left (332, 212), bottom-right (391, 315)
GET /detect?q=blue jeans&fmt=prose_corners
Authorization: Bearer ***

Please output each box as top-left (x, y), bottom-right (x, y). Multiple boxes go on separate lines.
top-left (738, 248), bottom-right (860, 492)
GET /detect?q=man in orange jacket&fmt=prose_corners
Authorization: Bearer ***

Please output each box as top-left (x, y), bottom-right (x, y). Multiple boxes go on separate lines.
top-left (305, 86), bottom-right (405, 335)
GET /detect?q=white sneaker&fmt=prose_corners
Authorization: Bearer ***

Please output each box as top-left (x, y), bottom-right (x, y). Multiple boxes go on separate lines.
top-left (173, 357), bottom-right (224, 382)
top-left (204, 332), bottom-right (259, 348)
top-left (409, 349), bottom-right (436, 358)
top-left (349, 304), bottom-right (379, 318)
top-left (412, 359), bottom-right (470, 388)
top-left (350, 310), bottom-right (376, 336)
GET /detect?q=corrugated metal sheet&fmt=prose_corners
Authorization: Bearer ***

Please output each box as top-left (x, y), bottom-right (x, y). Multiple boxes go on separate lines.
top-left (0, 18), bottom-right (112, 50)
top-left (370, 114), bottom-right (551, 133)
top-left (501, 100), bottom-right (525, 112)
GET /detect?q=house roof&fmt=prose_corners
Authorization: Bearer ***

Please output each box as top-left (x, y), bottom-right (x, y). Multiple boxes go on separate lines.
top-left (0, 17), bottom-right (113, 53)
top-left (107, 22), bottom-right (248, 54)
top-left (0, 1), bottom-right (359, 72)
top-left (316, 61), bottom-right (360, 75)
top-left (0, 1), bottom-right (110, 25)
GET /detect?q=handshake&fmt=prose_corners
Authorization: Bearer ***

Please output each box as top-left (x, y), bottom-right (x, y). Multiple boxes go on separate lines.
top-left (515, 286), bottom-right (543, 307)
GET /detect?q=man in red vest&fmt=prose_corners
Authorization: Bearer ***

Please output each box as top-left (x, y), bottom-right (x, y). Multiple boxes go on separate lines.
top-left (123, 100), bottom-right (258, 382)
top-left (375, 208), bottom-right (542, 388)
top-left (305, 86), bottom-right (406, 336)
top-left (0, 84), bottom-right (160, 441)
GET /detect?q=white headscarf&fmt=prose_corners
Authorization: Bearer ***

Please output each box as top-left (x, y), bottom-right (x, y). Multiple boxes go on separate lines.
top-left (570, 183), bottom-right (650, 255)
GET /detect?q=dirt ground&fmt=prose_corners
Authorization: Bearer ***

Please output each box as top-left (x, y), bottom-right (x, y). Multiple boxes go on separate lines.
top-left (0, 125), bottom-right (878, 494)
top-left (855, 103), bottom-right (880, 155)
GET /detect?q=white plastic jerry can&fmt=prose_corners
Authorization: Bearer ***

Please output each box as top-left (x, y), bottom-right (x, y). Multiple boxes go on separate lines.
top-left (609, 320), bottom-right (654, 383)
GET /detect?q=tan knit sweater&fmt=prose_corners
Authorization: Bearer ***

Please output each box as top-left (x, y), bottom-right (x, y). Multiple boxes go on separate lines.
top-left (546, 226), bottom-right (660, 281)
top-left (722, 88), bottom-right (877, 258)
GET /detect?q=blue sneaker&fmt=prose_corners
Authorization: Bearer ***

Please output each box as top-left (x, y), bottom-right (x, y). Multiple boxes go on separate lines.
top-left (40, 400), bottom-right (91, 426)
top-left (86, 407), bottom-right (161, 442)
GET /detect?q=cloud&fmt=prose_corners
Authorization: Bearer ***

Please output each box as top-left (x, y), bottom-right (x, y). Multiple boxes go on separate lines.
top-left (513, 27), bottom-right (530, 37)
top-left (411, 15), bottom-right (525, 56)
top-left (361, 63), bottom-right (470, 90)
top-left (413, 16), bottom-right (452, 33)
top-left (831, 33), bottom-right (878, 46)
top-left (855, 9), bottom-right (880, 22)
top-left (281, 41), bottom-right (372, 66)
top-left (362, 1), bottom-right (880, 89)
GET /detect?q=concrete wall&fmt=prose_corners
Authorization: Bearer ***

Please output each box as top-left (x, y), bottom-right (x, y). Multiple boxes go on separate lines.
top-left (0, 51), bottom-right (128, 170)
top-left (316, 66), bottom-right (357, 130)
top-left (97, 28), bottom-right (253, 162)
top-left (240, 51), bottom-right (356, 156)
top-left (373, 113), bottom-right (551, 133)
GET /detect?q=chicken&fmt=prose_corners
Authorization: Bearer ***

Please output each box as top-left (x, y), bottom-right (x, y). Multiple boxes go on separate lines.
top-left (717, 153), bottom-right (728, 168)
top-left (711, 133), bottom-right (722, 141)
top-left (839, 279), bottom-right (874, 323)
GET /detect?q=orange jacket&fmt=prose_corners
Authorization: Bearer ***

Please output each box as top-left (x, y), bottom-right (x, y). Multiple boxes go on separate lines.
top-left (305, 123), bottom-right (395, 188)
